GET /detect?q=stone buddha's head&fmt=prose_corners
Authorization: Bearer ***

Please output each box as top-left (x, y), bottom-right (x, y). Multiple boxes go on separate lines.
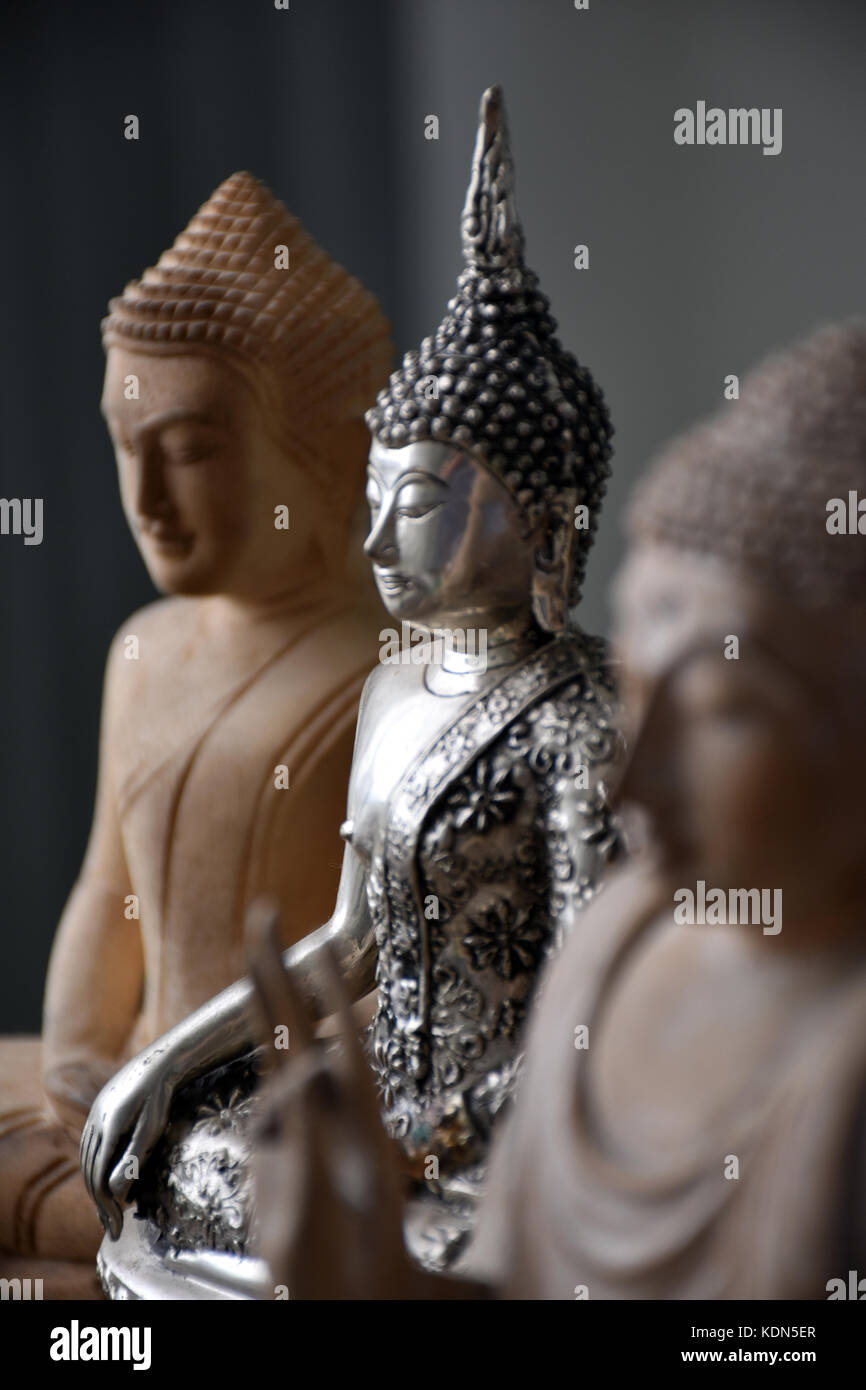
top-left (613, 322), bottom-right (866, 937)
top-left (101, 172), bottom-right (391, 602)
top-left (364, 87), bottom-right (612, 635)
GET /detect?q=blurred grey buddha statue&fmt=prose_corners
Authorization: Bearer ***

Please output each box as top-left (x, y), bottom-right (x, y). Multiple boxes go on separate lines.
top-left (81, 85), bottom-right (625, 1299)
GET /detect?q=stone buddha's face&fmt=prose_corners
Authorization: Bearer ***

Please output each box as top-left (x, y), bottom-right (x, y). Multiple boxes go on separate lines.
top-left (102, 347), bottom-right (325, 601)
top-left (363, 438), bottom-right (535, 630)
top-left (612, 542), bottom-right (861, 927)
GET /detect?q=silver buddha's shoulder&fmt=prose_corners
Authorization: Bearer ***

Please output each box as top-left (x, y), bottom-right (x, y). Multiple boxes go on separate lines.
top-left (512, 629), bottom-right (623, 794)
top-left (515, 630), bottom-right (626, 951)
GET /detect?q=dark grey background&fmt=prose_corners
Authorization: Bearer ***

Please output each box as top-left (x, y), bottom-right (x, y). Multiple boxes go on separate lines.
top-left (1, 0), bottom-right (863, 1030)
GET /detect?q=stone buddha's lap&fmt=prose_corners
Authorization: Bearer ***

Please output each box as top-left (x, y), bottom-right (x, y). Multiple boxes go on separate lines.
top-left (0, 1036), bottom-right (103, 1296)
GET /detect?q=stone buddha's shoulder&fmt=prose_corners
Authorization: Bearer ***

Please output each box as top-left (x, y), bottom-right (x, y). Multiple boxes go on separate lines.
top-left (101, 597), bottom-right (194, 708)
top-left (106, 595), bottom-right (189, 659)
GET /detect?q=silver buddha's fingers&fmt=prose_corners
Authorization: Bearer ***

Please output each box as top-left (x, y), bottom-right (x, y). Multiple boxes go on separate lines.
top-left (80, 1058), bottom-right (174, 1239)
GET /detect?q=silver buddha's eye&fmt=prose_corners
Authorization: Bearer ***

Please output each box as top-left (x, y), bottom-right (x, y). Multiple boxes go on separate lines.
top-left (394, 500), bottom-right (443, 520)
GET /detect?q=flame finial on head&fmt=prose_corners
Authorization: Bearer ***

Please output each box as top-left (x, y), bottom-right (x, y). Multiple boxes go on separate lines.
top-left (461, 85), bottom-right (525, 272)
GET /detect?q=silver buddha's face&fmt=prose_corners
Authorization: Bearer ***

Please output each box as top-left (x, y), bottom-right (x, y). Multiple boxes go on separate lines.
top-left (364, 439), bottom-right (535, 629)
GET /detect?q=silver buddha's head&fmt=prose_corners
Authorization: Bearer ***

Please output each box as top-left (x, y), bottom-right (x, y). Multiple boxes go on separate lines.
top-left (365, 85), bottom-right (613, 635)
top-left (364, 438), bottom-right (536, 630)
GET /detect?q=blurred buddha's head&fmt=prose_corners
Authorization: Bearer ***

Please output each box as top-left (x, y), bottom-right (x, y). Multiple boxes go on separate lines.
top-left (613, 322), bottom-right (866, 928)
top-left (101, 172), bottom-right (391, 601)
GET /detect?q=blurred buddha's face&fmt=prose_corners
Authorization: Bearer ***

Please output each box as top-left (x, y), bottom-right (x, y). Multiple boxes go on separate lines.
top-left (363, 438), bottom-right (534, 629)
top-left (102, 348), bottom-right (321, 601)
top-left (612, 543), bottom-right (838, 915)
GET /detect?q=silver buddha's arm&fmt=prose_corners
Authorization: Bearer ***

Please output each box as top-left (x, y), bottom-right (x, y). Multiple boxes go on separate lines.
top-left (81, 840), bottom-right (374, 1237)
top-left (157, 842), bottom-right (375, 1085)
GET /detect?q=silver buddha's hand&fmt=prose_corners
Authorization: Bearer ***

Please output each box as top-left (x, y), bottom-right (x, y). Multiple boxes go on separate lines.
top-left (80, 1045), bottom-right (176, 1239)
top-left (80, 876), bottom-right (376, 1239)
top-left (80, 971), bottom-right (255, 1239)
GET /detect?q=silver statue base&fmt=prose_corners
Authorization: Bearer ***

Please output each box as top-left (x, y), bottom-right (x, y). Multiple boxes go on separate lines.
top-left (97, 1206), bottom-right (273, 1301)
top-left (96, 1046), bottom-right (478, 1298)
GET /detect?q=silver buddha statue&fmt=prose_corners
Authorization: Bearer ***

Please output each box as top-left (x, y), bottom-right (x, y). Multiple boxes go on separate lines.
top-left (81, 85), bottom-right (625, 1298)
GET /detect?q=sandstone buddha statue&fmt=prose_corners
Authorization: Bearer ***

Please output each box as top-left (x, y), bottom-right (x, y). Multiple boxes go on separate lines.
top-left (0, 172), bottom-right (391, 1298)
top-left (81, 85), bottom-right (624, 1299)
top-left (248, 321), bottom-right (866, 1301)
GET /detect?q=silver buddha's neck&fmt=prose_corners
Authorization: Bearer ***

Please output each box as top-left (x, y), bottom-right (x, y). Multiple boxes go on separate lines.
top-left (423, 612), bottom-right (547, 697)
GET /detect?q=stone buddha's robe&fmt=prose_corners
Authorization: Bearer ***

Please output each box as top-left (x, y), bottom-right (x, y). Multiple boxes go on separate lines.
top-left (0, 593), bottom-right (374, 1295)
top-left (465, 865), bottom-right (866, 1299)
top-left (116, 598), bottom-right (372, 1040)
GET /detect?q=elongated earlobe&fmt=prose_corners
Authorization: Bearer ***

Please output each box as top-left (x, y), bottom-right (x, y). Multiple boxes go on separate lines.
top-left (531, 497), bottom-right (577, 633)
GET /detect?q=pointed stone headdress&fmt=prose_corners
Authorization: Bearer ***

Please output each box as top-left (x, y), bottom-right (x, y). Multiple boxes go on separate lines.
top-left (102, 171), bottom-right (392, 436)
top-left (365, 85), bottom-right (613, 606)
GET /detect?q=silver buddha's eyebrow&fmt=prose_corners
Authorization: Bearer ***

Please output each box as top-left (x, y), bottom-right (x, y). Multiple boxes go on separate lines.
top-left (395, 471), bottom-right (449, 490)
top-left (366, 465), bottom-right (449, 492)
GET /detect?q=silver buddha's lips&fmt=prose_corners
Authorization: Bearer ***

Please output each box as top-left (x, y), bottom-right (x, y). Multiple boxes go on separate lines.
top-left (375, 570), bottom-right (412, 592)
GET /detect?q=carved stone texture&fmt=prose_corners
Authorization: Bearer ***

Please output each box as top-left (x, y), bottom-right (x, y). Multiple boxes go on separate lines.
top-left (0, 171), bottom-right (391, 1287)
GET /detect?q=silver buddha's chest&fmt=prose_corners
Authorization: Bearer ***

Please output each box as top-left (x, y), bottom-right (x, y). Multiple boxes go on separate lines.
top-left (369, 635), bottom-right (622, 1193)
